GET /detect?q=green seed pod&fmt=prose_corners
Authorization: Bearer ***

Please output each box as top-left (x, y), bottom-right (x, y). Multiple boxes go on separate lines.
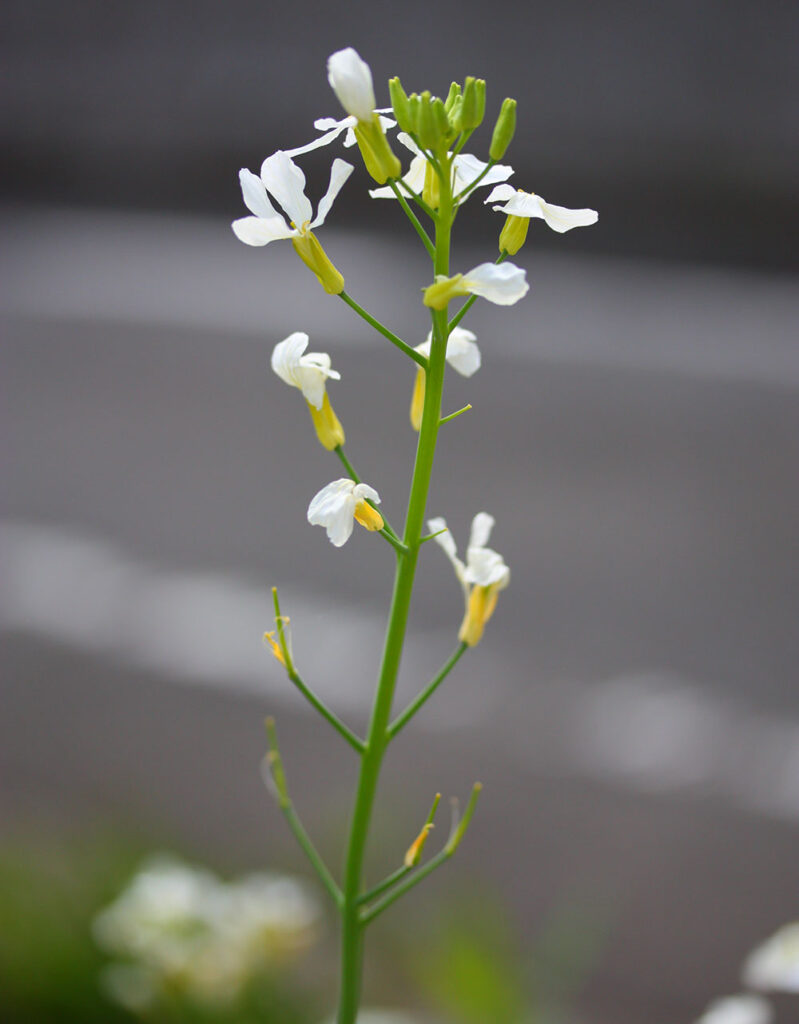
top-left (388, 77), bottom-right (414, 134)
top-left (489, 97), bottom-right (517, 160)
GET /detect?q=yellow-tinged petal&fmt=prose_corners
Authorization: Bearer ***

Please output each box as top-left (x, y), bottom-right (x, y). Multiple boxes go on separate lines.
top-left (423, 274), bottom-right (468, 311)
top-left (458, 583), bottom-right (501, 647)
top-left (353, 115), bottom-right (401, 184)
top-left (353, 500), bottom-right (384, 532)
top-left (410, 367), bottom-right (426, 431)
top-left (291, 231), bottom-right (345, 294)
top-left (307, 393), bottom-right (345, 450)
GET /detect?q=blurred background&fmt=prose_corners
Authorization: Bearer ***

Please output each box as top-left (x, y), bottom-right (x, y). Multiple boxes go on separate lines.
top-left (2, 2), bottom-right (798, 1022)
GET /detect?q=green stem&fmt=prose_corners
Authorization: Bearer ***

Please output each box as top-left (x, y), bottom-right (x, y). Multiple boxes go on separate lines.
top-left (360, 847), bottom-right (450, 924)
top-left (336, 155), bottom-right (455, 1024)
top-left (286, 669), bottom-right (365, 753)
top-left (339, 291), bottom-right (427, 368)
top-left (394, 177), bottom-right (437, 221)
top-left (389, 181), bottom-right (435, 257)
top-left (387, 643), bottom-right (467, 740)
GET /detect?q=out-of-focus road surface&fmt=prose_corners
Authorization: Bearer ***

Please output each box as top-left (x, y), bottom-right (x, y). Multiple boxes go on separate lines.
top-left (2, 207), bottom-right (798, 1023)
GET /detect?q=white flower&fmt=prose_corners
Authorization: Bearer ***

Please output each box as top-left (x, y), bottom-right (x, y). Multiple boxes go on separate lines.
top-left (286, 112), bottom-right (395, 157)
top-left (742, 923), bottom-right (799, 992)
top-left (428, 512), bottom-right (509, 646)
top-left (308, 479), bottom-right (383, 546)
top-left (694, 995), bottom-right (773, 1024)
top-left (327, 47), bottom-right (376, 123)
top-left (232, 151), bottom-right (352, 247)
top-left (424, 262), bottom-right (529, 310)
top-left (485, 183), bottom-right (598, 233)
top-left (369, 133), bottom-right (513, 203)
top-left (271, 333), bottom-right (340, 411)
top-left (414, 327), bottom-right (481, 377)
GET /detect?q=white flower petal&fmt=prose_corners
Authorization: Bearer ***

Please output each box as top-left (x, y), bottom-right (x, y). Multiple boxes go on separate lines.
top-left (353, 483), bottom-right (381, 505)
top-left (231, 216), bottom-right (295, 246)
top-left (535, 197), bottom-right (598, 233)
top-left (464, 546), bottom-right (510, 588)
top-left (285, 121), bottom-right (352, 157)
top-left (453, 153), bottom-right (513, 197)
top-left (261, 151), bottom-right (313, 228)
top-left (694, 995), bottom-right (773, 1024)
top-left (271, 332), bottom-right (310, 388)
top-left (369, 153), bottom-right (427, 199)
top-left (239, 168), bottom-right (279, 219)
top-left (428, 517), bottom-right (467, 589)
top-left (462, 262), bottom-right (529, 306)
top-left (742, 923), bottom-right (799, 992)
top-left (311, 158), bottom-right (354, 228)
top-left (484, 183), bottom-right (517, 205)
top-left (307, 479), bottom-right (358, 547)
top-left (327, 47), bottom-right (376, 123)
top-left (468, 512), bottom-right (495, 550)
top-left (445, 328), bottom-right (480, 377)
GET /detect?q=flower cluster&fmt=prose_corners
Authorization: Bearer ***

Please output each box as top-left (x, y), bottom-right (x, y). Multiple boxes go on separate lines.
top-left (93, 855), bottom-right (320, 1011)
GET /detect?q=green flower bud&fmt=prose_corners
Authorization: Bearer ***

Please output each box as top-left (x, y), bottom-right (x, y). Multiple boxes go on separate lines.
top-left (431, 96), bottom-right (450, 142)
top-left (460, 76), bottom-right (486, 130)
top-left (444, 81), bottom-right (462, 115)
top-left (498, 213), bottom-right (529, 256)
top-left (489, 98), bottom-right (517, 161)
top-left (388, 76), bottom-right (414, 134)
top-left (416, 91), bottom-right (438, 150)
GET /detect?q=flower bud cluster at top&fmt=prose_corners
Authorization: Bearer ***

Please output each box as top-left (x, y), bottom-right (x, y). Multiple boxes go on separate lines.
top-left (388, 76), bottom-right (516, 159)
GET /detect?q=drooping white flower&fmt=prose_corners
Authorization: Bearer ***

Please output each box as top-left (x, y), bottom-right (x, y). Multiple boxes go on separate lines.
top-left (742, 923), bottom-right (799, 992)
top-left (694, 995), bottom-right (773, 1024)
top-left (271, 333), bottom-right (345, 449)
top-left (424, 262), bottom-right (529, 310)
top-left (327, 47), bottom-right (376, 123)
top-left (370, 133), bottom-right (513, 204)
top-left (232, 151), bottom-right (352, 248)
top-left (286, 112), bottom-right (395, 157)
top-left (308, 479), bottom-right (384, 547)
top-left (485, 183), bottom-right (598, 234)
top-left (409, 328), bottom-right (481, 430)
top-left (271, 333), bottom-right (340, 411)
top-left (428, 512), bottom-right (509, 646)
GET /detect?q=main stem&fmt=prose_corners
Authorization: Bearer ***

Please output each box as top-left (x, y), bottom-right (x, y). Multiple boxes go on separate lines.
top-left (337, 158), bottom-right (453, 1024)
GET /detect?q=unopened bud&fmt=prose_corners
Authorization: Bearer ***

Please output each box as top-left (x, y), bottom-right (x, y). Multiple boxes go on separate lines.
top-left (291, 231), bottom-right (345, 294)
top-left (489, 98), bottom-right (517, 161)
top-left (416, 91), bottom-right (438, 150)
top-left (444, 82), bottom-right (462, 115)
top-left (388, 77), bottom-right (414, 134)
top-left (459, 76), bottom-right (486, 131)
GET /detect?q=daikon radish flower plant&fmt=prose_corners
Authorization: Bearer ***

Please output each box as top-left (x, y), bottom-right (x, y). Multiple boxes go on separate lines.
top-left (230, 46), bottom-right (597, 1024)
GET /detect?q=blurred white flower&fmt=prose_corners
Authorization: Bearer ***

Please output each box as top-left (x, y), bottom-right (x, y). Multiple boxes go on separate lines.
top-left (428, 512), bottom-right (510, 646)
top-left (232, 151), bottom-right (352, 248)
top-left (271, 332), bottom-right (341, 411)
top-left (742, 922), bottom-right (799, 992)
top-left (307, 479), bottom-right (383, 546)
top-left (93, 855), bottom-right (320, 1010)
top-left (694, 995), bottom-right (773, 1024)
top-left (319, 1011), bottom-right (423, 1024)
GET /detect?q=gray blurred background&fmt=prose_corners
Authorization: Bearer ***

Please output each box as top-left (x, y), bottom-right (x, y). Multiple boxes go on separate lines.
top-left (2, 2), bottom-right (798, 1023)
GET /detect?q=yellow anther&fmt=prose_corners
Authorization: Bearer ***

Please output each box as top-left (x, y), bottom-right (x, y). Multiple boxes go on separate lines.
top-left (499, 213), bottom-right (529, 256)
top-left (404, 823), bottom-right (434, 867)
top-left (353, 500), bottom-right (384, 532)
top-left (409, 367), bottom-right (426, 431)
top-left (307, 393), bottom-right (345, 451)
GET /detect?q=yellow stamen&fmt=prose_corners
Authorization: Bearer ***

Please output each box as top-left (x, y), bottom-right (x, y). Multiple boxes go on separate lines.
top-left (404, 823), bottom-right (434, 867)
top-left (307, 393), bottom-right (345, 451)
top-left (498, 213), bottom-right (529, 256)
top-left (353, 500), bottom-right (384, 532)
top-left (409, 367), bottom-right (426, 431)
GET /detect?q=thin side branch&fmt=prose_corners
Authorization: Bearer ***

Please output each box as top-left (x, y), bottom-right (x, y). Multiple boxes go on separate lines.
top-left (339, 292), bottom-right (427, 368)
top-left (387, 643), bottom-right (468, 740)
top-left (388, 181), bottom-right (435, 257)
